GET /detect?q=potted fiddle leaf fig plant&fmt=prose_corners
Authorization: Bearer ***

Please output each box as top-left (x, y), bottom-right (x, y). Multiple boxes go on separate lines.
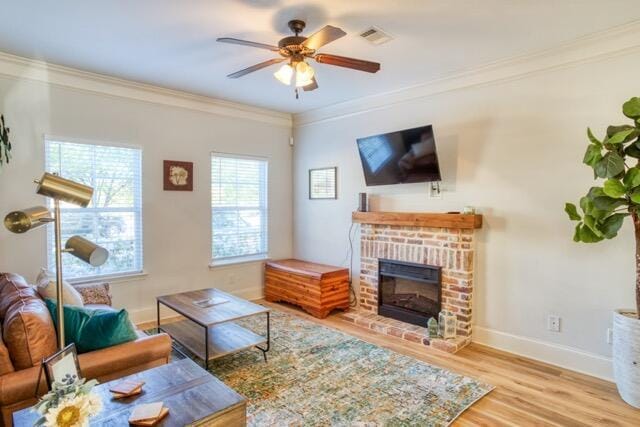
top-left (565, 96), bottom-right (640, 408)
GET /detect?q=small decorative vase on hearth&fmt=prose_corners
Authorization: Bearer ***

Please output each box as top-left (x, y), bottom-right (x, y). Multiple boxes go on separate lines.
top-left (438, 310), bottom-right (456, 340)
top-left (428, 317), bottom-right (438, 338)
top-left (613, 310), bottom-right (640, 408)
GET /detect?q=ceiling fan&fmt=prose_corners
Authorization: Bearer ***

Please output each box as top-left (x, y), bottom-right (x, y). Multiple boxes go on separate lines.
top-left (217, 20), bottom-right (381, 98)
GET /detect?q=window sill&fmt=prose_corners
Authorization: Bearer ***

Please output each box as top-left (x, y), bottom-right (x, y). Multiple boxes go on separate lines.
top-left (209, 255), bottom-right (270, 269)
top-left (68, 271), bottom-right (148, 285)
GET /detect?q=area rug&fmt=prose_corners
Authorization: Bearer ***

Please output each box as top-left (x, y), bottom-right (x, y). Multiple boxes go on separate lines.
top-left (151, 310), bottom-right (493, 426)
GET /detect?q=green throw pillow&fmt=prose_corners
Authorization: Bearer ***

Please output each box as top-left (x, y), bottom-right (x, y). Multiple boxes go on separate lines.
top-left (45, 299), bottom-right (138, 353)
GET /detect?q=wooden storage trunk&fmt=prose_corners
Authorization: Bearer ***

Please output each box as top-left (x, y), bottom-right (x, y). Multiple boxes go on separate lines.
top-left (265, 259), bottom-right (350, 318)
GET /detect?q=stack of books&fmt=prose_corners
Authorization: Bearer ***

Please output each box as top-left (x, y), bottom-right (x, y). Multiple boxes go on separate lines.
top-left (128, 402), bottom-right (169, 426)
top-left (109, 380), bottom-right (145, 399)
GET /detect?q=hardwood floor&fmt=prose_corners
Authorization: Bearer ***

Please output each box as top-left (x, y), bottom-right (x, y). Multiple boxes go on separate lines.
top-left (142, 300), bottom-right (640, 426)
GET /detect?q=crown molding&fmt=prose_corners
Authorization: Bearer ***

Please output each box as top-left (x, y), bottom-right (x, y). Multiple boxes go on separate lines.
top-left (0, 51), bottom-right (292, 127)
top-left (294, 19), bottom-right (640, 128)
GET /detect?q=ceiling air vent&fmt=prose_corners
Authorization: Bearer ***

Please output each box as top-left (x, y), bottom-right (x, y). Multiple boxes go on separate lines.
top-left (359, 26), bottom-right (393, 45)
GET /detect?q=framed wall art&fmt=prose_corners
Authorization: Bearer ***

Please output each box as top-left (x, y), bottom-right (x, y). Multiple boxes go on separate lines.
top-left (309, 167), bottom-right (337, 200)
top-left (163, 160), bottom-right (193, 191)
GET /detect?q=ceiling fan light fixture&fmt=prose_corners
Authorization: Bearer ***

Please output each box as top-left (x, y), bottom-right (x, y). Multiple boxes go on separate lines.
top-left (294, 61), bottom-right (315, 87)
top-left (274, 63), bottom-right (294, 85)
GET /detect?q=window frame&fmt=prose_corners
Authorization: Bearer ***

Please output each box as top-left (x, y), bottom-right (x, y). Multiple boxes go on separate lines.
top-left (43, 135), bottom-right (144, 283)
top-left (209, 151), bottom-right (269, 267)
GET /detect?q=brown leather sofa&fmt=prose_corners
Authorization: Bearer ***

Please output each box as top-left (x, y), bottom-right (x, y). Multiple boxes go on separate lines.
top-left (0, 273), bottom-right (172, 426)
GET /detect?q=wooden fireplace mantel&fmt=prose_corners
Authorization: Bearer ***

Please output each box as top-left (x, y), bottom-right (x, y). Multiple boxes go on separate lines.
top-left (352, 211), bottom-right (483, 229)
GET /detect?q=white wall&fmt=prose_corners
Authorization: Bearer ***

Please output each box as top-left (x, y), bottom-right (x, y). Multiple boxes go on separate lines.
top-left (0, 66), bottom-right (293, 323)
top-left (293, 47), bottom-right (640, 379)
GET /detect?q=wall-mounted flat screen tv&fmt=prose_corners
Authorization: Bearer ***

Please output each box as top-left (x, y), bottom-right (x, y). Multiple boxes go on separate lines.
top-left (356, 125), bottom-right (441, 186)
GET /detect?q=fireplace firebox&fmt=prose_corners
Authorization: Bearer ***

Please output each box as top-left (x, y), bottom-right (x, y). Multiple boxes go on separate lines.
top-left (377, 259), bottom-right (442, 327)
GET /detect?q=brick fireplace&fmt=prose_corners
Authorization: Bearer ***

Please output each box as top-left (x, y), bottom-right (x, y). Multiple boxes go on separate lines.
top-left (339, 211), bottom-right (481, 353)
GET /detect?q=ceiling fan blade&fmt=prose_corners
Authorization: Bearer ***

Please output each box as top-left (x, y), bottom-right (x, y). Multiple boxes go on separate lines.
top-left (303, 77), bottom-right (318, 92)
top-left (314, 54), bottom-right (380, 73)
top-left (217, 37), bottom-right (280, 52)
top-left (302, 25), bottom-right (346, 50)
top-left (227, 58), bottom-right (285, 78)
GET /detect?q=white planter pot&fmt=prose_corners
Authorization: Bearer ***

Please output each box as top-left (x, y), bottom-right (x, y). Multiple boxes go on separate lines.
top-left (613, 309), bottom-right (640, 408)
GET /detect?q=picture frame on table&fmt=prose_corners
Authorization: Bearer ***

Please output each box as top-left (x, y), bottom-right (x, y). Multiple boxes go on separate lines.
top-left (43, 343), bottom-right (82, 387)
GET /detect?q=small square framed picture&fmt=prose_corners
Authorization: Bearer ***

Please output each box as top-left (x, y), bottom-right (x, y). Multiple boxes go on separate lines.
top-left (43, 343), bottom-right (82, 387)
top-left (309, 167), bottom-right (337, 200)
top-left (163, 160), bottom-right (194, 191)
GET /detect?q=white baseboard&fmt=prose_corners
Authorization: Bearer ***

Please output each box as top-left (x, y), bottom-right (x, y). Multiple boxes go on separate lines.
top-left (473, 326), bottom-right (613, 381)
top-left (128, 287), bottom-right (265, 325)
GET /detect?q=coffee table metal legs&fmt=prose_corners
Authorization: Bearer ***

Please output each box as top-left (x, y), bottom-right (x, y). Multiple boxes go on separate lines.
top-left (204, 324), bottom-right (209, 368)
top-left (156, 299), bottom-right (270, 366)
top-left (157, 300), bottom-right (194, 365)
top-left (255, 311), bottom-right (271, 362)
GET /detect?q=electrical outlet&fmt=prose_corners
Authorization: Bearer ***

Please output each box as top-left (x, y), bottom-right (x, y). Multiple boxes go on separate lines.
top-left (547, 315), bottom-right (561, 332)
top-left (607, 328), bottom-right (613, 344)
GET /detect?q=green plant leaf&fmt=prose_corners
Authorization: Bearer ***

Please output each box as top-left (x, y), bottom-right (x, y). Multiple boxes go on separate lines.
top-left (583, 215), bottom-right (603, 237)
top-left (631, 188), bottom-right (640, 204)
top-left (601, 213), bottom-right (628, 238)
top-left (573, 223), bottom-right (581, 242)
top-left (578, 224), bottom-right (604, 243)
top-left (587, 187), bottom-right (605, 200)
top-left (623, 97), bottom-right (640, 119)
top-left (593, 196), bottom-right (626, 211)
top-left (579, 196), bottom-right (593, 214)
top-left (583, 144), bottom-right (602, 166)
top-left (604, 128), bottom-right (638, 145)
top-left (603, 179), bottom-right (626, 198)
top-left (565, 203), bottom-right (581, 221)
top-left (607, 125), bottom-right (635, 138)
top-left (625, 142), bottom-right (640, 159)
top-left (587, 128), bottom-right (602, 145)
top-left (590, 208), bottom-right (609, 220)
top-left (594, 152), bottom-right (625, 178)
top-left (624, 167), bottom-right (640, 189)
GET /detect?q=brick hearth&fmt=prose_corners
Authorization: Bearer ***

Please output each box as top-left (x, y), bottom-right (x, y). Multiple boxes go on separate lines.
top-left (339, 218), bottom-right (478, 353)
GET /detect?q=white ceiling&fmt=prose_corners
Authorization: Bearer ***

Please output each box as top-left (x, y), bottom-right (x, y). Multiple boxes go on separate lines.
top-left (1, 1), bottom-right (640, 114)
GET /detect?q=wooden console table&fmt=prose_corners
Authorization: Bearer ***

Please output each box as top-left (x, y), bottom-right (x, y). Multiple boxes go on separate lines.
top-left (265, 259), bottom-right (350, 318)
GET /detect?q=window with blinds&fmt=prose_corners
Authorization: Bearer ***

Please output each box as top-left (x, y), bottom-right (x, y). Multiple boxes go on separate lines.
top-left (211, 153), bottom-right (268, 263)
top-left (45, 139), bottom-right (143, 280)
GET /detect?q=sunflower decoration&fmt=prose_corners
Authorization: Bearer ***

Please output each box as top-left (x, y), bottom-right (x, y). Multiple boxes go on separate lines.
top-left (33, 377), bottom-right (102, 427)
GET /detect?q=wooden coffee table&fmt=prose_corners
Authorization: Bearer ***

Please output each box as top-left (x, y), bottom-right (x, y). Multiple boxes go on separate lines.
top-left (12, 358), bottom-right (246, 426)
top-left (157, 288), bottom-right (270, 365)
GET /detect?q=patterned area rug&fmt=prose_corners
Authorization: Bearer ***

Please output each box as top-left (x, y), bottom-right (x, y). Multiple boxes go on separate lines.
top-left (152, 310), bottom-right (493, 426)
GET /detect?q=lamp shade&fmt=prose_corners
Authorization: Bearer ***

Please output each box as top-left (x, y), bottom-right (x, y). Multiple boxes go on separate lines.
top-left (295, 61), bottom-right (315, 87)
top-left (36, 173), bottom-right (93, 207)
top-left (4, 206), bottom-right (52, 233)
top-left (65, 236), bottom-right (109, 267)
top-left (274, 63), bottom-right (294, 85)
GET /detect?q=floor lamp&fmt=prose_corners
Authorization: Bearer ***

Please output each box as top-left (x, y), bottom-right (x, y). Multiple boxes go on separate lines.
top-left (4, 172), bottom-right (109, 350)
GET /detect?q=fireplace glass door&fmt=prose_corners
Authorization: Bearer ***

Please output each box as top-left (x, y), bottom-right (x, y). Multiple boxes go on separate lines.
top-left (378, 259), bottom-right (441, 327)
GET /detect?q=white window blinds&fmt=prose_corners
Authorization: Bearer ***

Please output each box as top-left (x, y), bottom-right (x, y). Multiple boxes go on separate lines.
top-left (45, 139), bottom-right (143, 280)
top-left (211, 153), bottom-right (268, 262)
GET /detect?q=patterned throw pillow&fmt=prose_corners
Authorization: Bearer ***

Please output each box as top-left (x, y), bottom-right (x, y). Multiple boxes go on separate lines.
top-left (74, 282), bottom-right (112, 306)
